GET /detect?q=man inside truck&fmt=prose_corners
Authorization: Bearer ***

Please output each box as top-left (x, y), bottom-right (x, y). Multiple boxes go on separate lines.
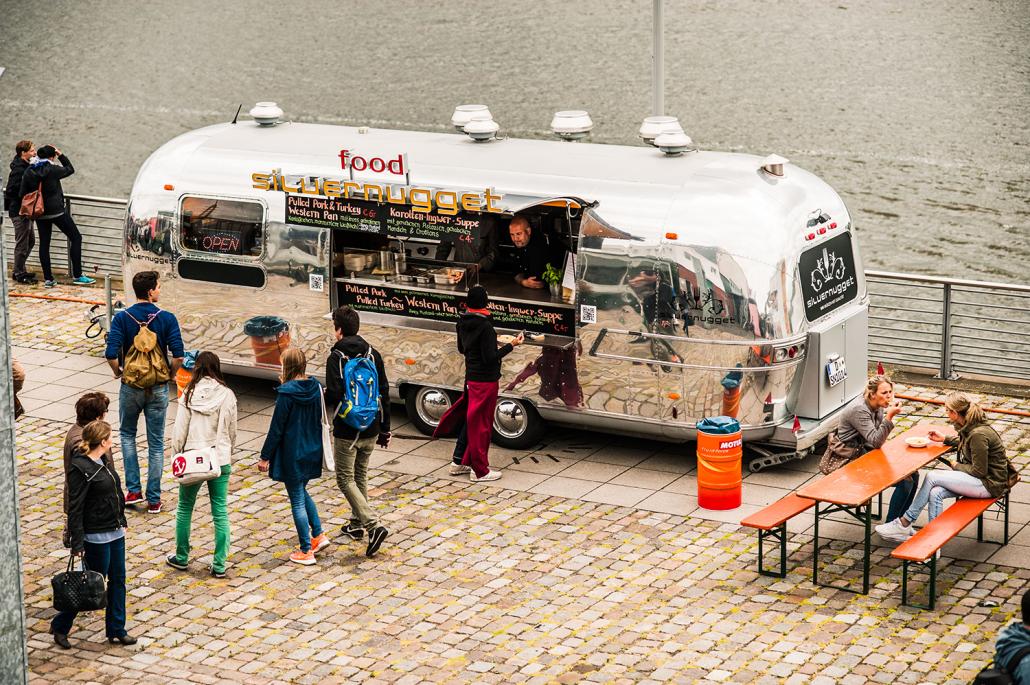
top-left (509, 215), bottom-right (561, 290)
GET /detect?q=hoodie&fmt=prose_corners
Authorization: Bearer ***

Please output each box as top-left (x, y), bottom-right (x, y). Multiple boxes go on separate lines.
top-left (457, 312), bottom-right (514, 383)
top-left (19, 154), bottom-right (74, 218)
top-left (995, 620), bottom-right (1030, 683)
top-left (323, 335), bottom-right (391, 440)
top-left (260, 377), bottom-right (324, 483)
top-left (172, 377), bottom-right (238, 468)
top-left (4, 155), bottom-right (29, 217)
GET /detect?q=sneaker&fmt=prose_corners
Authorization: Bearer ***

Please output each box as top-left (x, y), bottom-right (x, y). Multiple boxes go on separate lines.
top-left (366, 526), bottom-right (389, 558)
top-left (310, 533), bottom-right (331, 554)
top-left (470, 468), bottom-right (502, 483)
top-left (147, 500), bottom-right (163, 514)
top-left (449, 462), bottom-right (472, 476)
top-left (165, 555), bottom-right (188, 571)
top-left (875, 518), bottom-right (914, 542)
top-left (72, 275), bottom-right (96, 285)
top-left (124, 492), bottom-right (144, 506)
top-left (341, 523), bottom-right (364, 540)
top-left (210, 567), bottom-right (227, 579)
top-left (43, 279), bottom-right (57, 288)
top-left (289, 548), bottom-right (316, 565)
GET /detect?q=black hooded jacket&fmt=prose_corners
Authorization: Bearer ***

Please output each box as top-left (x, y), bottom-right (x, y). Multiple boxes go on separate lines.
top-left (457, 312), bottom-right (514, 382)
top-left (324, 335), bottom-right (391, 440)
top-left (4, 156), bottom-right (29, 217)
top-left (65, 450), bottom-right (127, 553)
top-left (20, 154), bottom-right (74, 218)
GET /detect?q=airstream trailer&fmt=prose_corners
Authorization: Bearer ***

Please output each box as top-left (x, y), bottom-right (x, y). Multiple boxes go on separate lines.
top-left (122, 110), bottom-right (867, 469)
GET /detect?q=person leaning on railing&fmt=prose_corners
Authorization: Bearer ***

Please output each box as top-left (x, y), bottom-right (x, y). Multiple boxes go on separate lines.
top-left (876, 393), bottom-right (1013, 544)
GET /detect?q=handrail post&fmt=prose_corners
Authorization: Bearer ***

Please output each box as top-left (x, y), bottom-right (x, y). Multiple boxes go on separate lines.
top-left (105, 273), bottom-right (113, 332)
top-left (936, 282), bottom-right (958, 380)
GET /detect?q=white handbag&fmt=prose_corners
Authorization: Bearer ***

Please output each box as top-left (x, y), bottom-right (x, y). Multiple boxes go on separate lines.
top-left (320, 388), bottom-right (336, 471)
top-left (171, 446), bottom-right (219, 486)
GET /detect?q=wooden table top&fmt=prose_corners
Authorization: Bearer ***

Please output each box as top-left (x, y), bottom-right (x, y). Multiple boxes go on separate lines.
top-left (797, 421), bottom-right (955, 507)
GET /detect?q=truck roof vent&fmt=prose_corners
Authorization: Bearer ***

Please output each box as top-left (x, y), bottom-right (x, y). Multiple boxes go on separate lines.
top-left (639, 115), bottom-right (683, 146)
top-left (451, 104), bottom-right (491, 132)
top-left (655, 131), bottom-right (695, 156)
top-left (463, 112), bottom-right (500, 143)
top-left (550, 110), bottom-right (593, 141)
top-left (249, 102), bottom-right (283, 127)
top-left (761, 154), bottom-right (789, 177)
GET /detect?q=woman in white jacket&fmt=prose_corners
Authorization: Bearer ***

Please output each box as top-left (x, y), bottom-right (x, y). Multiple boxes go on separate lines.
top-left (166, 352), bottom-right (237, 578)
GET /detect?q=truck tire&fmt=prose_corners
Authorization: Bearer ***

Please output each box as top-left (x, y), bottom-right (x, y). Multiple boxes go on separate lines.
top-left (492, 397), bottom-right (545, 450)
top-left (405, 386), bottom-right (454, 437)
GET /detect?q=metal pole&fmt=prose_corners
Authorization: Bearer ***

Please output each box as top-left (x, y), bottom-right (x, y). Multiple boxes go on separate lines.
top-left (105, 273), bottom-right (114, 332)
top-left (0, 222), bottom-right (30, 684)
top-left (937, 282), bottom-right (957, 380)
top-left (652, 0), bottom-right (665, 116)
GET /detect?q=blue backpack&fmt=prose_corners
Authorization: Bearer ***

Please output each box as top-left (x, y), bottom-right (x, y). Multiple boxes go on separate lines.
top-left (334, 349), bottom-right (380, 431)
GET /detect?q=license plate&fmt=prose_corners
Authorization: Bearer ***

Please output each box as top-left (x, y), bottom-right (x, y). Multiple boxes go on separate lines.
top-left (826, 356), bottom-right (847, 387)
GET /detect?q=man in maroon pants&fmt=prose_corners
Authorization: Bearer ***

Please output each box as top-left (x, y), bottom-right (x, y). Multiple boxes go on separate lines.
top-left (435, 285), bottom-right (523, 482)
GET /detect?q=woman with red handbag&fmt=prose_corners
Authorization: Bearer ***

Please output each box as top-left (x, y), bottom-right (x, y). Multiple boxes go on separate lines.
top-left (54, 420), bottom-right (136, 649)
top-left (166, 352), bottom-right (238, 578)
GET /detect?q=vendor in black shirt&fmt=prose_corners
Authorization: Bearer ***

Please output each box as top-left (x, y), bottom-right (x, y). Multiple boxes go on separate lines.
top-left (509, 215), bottom-right (553, 290)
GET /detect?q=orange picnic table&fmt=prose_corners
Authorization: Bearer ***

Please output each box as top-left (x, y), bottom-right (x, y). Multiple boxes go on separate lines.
top-left (796, 421), bottom-right (954, 594)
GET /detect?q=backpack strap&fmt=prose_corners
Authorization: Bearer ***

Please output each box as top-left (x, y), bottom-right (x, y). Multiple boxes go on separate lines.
top-left (125, 308), bottom-right (160, 328)
top-left (1006, 645), bottom-right (1030, 676)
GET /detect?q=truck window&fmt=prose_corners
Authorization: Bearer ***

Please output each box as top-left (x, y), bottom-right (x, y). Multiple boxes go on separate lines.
top-left (180, 196), bottom-right (264, 257)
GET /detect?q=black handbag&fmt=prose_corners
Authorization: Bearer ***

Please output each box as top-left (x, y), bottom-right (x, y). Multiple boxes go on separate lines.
top-left (52, 555), bottom-right (107, 612)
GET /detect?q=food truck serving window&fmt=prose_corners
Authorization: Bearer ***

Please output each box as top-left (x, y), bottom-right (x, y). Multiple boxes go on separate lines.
top-left (180, 197), bottom-right (264, 257)
top-left (798, 232), bottom-right (859, 321)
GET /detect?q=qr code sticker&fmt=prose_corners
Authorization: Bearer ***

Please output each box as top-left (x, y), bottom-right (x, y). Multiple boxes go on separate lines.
top-left (580, 304), bottom-right (597, 324)
top-left (309, 274), bottom-right (325, 292)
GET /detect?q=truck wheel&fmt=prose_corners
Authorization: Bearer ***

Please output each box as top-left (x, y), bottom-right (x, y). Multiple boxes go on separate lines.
top-left (492, 398), bottom-right (545, 450)
top-left (405, 386), bottom-right (453, 437)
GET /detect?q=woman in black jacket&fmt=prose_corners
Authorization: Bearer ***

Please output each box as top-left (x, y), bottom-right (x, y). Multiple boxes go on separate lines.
top-left (19, 145), bottom-right (93, 288)
top-left (434, 286), bottom-right (523, 482)
top-left (52, 420), bottom-right (136, 649)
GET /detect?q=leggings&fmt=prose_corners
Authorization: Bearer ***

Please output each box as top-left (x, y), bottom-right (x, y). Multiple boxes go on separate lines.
top-left (36, 212), bottom-right (83, 280)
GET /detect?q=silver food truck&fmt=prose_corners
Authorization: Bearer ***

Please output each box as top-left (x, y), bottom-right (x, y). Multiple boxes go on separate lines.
top-left (122, 103), bottom-right (867, 470)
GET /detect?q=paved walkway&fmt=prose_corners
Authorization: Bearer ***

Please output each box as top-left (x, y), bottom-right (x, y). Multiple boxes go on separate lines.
top-left (9, 284), bottom-right (1030, 684)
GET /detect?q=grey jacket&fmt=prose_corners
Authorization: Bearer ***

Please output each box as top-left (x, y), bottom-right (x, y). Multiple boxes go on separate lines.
top-left (836, 395), bottom-right (894, 452)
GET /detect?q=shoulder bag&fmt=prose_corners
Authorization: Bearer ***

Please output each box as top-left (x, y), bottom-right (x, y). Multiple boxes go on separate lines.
top-left (19, 182), bottom-right (44, 219)
top-left (171, 445), bottom-right (219, 485)
top-left (320, 387), bottom-right (335, 471)
top-left (819, 431), bottom-right (861, 475)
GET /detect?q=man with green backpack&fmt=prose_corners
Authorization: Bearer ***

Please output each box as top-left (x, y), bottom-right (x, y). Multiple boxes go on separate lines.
top-left (105, 271), bottom-right (184, 514)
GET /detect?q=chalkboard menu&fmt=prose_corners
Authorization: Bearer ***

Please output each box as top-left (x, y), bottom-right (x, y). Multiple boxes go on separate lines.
top-left (339, 282), bottom-right (575, 336)
top-left (286, 194), bottom-right (484, 244)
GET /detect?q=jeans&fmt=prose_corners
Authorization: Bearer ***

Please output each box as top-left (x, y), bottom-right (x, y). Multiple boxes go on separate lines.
top-left (334, 435), bottom-right (378, 530)
top-left (285, 480), bottom-right (322, 552)
top-left (885, 473), bottom-right (919, 523)
top-left (51, 537), bottom-right (127, 638)
top-left (10, 214), bottom-right (35, 275)
top-left (173, 464), bottom-right (231, 573)
top-left (119, 382), bottom-right (169, 503)
top-left (36, 212), bottom-right (83, 280)
top-left (903, 469), bottom-right (992, 523)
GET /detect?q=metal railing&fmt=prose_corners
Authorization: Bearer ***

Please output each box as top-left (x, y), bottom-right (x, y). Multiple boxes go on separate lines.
top-left (1, 193), bottom-right (126, 278)
top-left (4, 194), bottom-right (1028, 385)
top-left (866, 270), bottom-right (1030, 384)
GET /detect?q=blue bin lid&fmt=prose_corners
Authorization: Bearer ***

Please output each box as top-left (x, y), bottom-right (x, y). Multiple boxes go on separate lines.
top-left (696, 416), bottom-right (741, 434)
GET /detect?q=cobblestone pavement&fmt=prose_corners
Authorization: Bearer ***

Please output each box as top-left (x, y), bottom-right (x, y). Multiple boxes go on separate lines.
top-left (9, 284), bottom-right (1030, 684)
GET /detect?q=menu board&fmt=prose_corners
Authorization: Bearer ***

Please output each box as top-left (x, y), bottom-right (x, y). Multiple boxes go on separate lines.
top-left (286, 194), bottom-right (483, 243)
top-left (339, 282), bottom-right (575, 336)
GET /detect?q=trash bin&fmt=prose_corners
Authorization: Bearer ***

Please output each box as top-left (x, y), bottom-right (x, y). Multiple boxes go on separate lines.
top-left (243, 315), bottom-right (291, 365)
top-left (696, 416), bottom-right (743, 510)
top-left (174, 350), bottom-right (198, 398)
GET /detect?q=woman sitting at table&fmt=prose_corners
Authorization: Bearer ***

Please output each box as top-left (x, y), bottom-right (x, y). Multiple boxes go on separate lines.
top-left (836, 374), bottom-right (912, 532)
top-left (875, 393), bottom-right (1011, 543)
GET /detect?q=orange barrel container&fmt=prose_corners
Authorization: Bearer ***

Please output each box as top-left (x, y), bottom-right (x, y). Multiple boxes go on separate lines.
top-left (243, 316), bottom-right (291, 366)
top-left (696, 416), bottom-right (743, 510)
top-left (174, 366), bottom-right (193, 398)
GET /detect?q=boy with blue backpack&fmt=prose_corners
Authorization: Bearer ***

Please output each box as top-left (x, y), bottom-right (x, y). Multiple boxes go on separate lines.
top-left (324, 306), bottom-right (391, 558)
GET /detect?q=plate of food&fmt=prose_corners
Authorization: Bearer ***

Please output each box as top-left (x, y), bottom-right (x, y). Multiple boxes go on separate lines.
top-left (497, 334), bottom-right (515, 345)
top-left (905, 436), bottom-right (929, 448)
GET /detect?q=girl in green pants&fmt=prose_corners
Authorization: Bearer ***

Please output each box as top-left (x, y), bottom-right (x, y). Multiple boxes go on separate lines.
top-left (166, 352), bottom-right (238, 577)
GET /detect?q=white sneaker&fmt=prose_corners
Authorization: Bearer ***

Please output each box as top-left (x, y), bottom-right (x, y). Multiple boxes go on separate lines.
top-left (470, 468), bottom-right (502, 482)
top-left (449, 463), bottom-right (472, 475)
top-left (875, 518), bottom-right (915, 543)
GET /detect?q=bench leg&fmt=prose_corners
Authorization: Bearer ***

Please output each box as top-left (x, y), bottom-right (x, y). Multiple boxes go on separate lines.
top-left (978, 493), bottom-right (1011, 545)
top-left (757, 524), bottom-right (788, 578)
top-left (901, 557), bottom-right (937, 610)
top-left (812, 502), bottom-right (820, 586)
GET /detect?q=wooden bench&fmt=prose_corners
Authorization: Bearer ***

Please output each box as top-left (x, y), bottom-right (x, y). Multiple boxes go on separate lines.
top-left (741, 493), bottom-right (815, 578)
top-left (892, 494), bottom-right (1010, 609)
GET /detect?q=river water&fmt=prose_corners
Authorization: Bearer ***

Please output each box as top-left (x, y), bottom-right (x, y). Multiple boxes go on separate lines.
top-left (1, 0), bottom-right (1027, 283)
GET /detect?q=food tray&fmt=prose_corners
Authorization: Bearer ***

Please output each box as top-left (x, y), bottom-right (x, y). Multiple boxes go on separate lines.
top-left (431, 267), bottom-right (465, 285)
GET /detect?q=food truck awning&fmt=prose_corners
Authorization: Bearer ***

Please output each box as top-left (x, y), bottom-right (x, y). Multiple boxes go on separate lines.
top-left (498, 195), bottom-right (588, 214)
